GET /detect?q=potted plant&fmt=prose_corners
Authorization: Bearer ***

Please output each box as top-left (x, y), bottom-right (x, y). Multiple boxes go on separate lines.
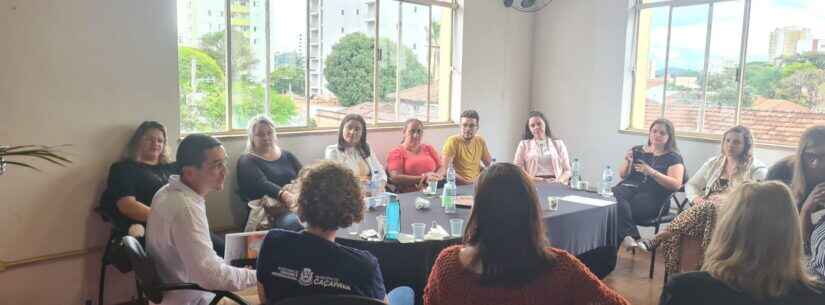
top-left (0, 145), bottom-right (72, 175)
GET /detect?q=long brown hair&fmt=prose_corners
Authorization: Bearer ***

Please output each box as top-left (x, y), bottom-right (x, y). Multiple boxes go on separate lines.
top-left (647, 118), bottom-right (679, 153)
top-left (703, 181), bottom-right (820, 299)
top-left (337, 114), bottom-right (371, 159)
top-left (463, 162), bottom-right (556, 286)
top-left (790, 126), bottom-right (825, 204)
top-left (123, 121), bottom-right (170, 164)
top-left (721, 125), bottom-right (754, 173)
top-left (522, 111), bottom-right (560, 154)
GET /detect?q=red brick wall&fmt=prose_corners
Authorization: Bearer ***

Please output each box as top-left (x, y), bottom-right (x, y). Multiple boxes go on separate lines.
top-left (644, 102), bottom-right (825, 146)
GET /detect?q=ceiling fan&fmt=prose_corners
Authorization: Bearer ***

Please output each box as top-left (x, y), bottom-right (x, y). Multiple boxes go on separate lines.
top-left (503, 0), bottom-right (554, 13)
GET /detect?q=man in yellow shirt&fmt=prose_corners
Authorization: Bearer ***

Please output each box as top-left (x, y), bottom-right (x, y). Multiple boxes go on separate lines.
top-left (442, 110), bottom-right (492, 185)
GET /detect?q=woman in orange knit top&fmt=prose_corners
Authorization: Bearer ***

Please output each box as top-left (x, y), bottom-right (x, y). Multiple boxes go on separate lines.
top-left (423, 162), bottom-right (629, 305)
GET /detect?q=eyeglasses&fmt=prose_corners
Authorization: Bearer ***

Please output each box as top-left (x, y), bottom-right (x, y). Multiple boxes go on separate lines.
top-left (206, 158), bottom-right (229, 171)
top-left (802, 152), bottom-right (825, 165)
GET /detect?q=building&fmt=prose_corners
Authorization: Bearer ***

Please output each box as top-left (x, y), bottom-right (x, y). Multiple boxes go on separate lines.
top-left (177, 0), bottom-right (268, 80)
top-left (308, 0), bottom-right (430, 97)
top-left (768, 26), bottom-right (811, 60)
top-left (797, 38), bottom-right (825, 54)
top-left (176, 0), bottom-right (225, 47)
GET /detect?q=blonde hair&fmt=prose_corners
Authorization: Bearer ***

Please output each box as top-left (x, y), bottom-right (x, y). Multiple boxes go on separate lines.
top-left (245, 115), bottom-right (277, 153)
top-left (702, 181), bottom-right (819, 299)
top-left (124, 121), bottom-right (171, 164)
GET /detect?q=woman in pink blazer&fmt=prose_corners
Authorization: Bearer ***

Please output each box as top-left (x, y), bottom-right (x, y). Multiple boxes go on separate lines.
top-left (514, 111), bottom-right (572, 183)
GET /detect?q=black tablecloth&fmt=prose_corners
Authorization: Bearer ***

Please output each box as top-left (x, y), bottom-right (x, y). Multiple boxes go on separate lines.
top-left (334, 181), bottom-right (618, 304)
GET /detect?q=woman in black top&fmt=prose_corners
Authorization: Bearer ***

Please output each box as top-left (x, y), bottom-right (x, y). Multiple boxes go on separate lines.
top-left (659, 181), bottom-right (823, 305)
top-left (613, 118), bottom-right (685, 248)
top-left (237, 115), bottom-right (303, 231)
top-left (100, 121), bottom-right (176, 232)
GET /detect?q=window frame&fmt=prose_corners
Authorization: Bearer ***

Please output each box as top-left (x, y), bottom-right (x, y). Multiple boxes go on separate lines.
top-left (179, 0), bottom-right (459, 136)
top-left (625, 0), bottom-right (816, 151)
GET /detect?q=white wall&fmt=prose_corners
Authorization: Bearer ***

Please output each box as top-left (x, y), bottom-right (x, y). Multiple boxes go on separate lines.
top-left (530, 0), bottom-right (793, 184)
top-left (457, 0), bottom-right (535, 162)
top-left (0, 0), bottom-right (535, 304)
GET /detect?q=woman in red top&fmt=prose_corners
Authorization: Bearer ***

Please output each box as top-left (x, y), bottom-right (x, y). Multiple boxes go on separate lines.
top-left (423, 163), bottom-right (629, 305)
top-left (387, 119), bottom-right (443, 193)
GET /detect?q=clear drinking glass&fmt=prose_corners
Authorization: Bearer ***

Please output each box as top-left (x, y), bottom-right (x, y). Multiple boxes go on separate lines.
top-left (547, 196), bottom-right (560, 211)
top-left (425, 177), bottom-right (439, 194)
top-left (376, 215), bottom-right (386, 239)
top-left (411, 223), bottom-right (426, 241)
top-left (449, 218), bottom-right (464, 237)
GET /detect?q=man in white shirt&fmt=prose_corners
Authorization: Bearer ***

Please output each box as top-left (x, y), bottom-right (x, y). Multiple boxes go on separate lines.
top-left (146, 134), bottom-right (256, 305)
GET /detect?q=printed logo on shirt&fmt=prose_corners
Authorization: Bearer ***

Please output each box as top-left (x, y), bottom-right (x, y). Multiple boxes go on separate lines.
top-left (299, 268), bottom-right (314, 286)
top-left (271, 266), bottom-right (353, 291)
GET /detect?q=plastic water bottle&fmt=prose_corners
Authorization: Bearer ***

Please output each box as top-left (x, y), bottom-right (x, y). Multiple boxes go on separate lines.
top-left (384, 196), bottom-right (401, 240)
top-left (601, 165), bottom-right (614, 197)
top-left (370, 170), bottom-right (381, 194)
top-left (370, 170), bottom-right (385, 207)
top-left (442, 164), bottom-right (457, 214)
top-left (570, 158), bottom-right (582, 188)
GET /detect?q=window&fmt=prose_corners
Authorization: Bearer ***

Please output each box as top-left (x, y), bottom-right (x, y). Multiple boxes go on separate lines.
top-left (628, 0), bottom-right (825, 146)
top-left (177, 0), bottom-right (456, 134)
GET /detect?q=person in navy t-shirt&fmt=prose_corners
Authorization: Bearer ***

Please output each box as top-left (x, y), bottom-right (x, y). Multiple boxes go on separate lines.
top-left (256, 161), bottom-right (413, 305)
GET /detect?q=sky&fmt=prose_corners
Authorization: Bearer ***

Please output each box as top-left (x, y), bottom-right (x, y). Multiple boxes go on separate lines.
top-left (646, 0), bottom-right (825, 73)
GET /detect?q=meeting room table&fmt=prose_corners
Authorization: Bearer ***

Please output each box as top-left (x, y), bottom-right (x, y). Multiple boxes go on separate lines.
top-left (329, 181), bottom-right (620, 305)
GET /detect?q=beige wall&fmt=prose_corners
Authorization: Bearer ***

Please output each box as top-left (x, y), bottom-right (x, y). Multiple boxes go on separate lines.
top-left (0, 0), bottom-right (179, 304)
top-left (0, 0), bottom-right (535, 304)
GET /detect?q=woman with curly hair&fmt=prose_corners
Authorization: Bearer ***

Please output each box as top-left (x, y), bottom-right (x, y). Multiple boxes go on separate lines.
top-left (255, 161), bottom-right (412, 305)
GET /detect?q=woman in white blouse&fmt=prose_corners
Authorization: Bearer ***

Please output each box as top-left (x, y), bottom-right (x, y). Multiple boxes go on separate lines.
top-left (325, 114), bottom-right (387, 189)
top-left (513, 111), bottom-right (572, 183)
top-left (685, 125), bottom-right (767, 205)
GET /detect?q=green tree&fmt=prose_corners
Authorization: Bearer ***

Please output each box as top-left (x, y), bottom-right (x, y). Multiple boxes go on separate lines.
top-left (781, 61), bottom-right (818, 78)
top-left (270, 65), bottom-right (305, 94)
top-left (775, 66), bottom-right (825, 110)
top-left (780, 52), bottom-right (825, 70)
top-left (744, 62), bottom-right (781, 97)
top-left (378, 38), bottom-right (428, 101)
top-left (232, 81), bottom-right (298, 127)
top-left (200, 30), bottom-right (259, 82)
top-left (324, 33), bottom-right (428, 106)
top-left (705, 66), bottom-right (751, 107)
top-left (324, 33), bottom-right (375, 106)
top-left (178, 46), bottom-right (227, 133)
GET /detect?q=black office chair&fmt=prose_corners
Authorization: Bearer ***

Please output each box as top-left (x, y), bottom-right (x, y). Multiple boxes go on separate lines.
top-left (94, 207), bottom-right (144, 305)
top-left (273, 294), bottom-right (386, 305)
top-left (636, 188), bottom-right (691, 281)
top-left (121, 236), bottom-right (249, 305)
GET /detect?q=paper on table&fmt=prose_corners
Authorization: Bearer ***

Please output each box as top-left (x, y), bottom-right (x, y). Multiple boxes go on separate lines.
top-left (225, 230), bottom-right (268, 264)
top-left (560, 195), bottom-right (615, 207)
